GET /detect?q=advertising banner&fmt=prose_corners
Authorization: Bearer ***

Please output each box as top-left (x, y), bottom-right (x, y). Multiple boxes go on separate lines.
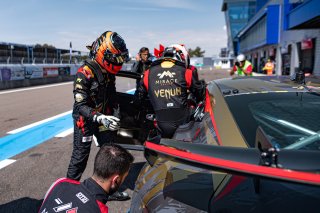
top-left (25, 65), bottom-right (43, 79)
top-left (58, 67), bottom-right (70, 76)
top-left (1, 64), bottom-right (80, 82)
top-left (1, 67), bottom-right (11, 81)
top-left (301, 38), bottom-right (313, 50)
top-left (70, 65), bottom-right (80, 75)
top-left (43, 67), bottom-right (59, 77)
top-left (10, 67), bottom-right (25, 80)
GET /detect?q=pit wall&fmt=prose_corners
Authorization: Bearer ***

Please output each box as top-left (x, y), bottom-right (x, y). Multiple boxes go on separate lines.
top-left (0, 64), bottom-right (81, 90)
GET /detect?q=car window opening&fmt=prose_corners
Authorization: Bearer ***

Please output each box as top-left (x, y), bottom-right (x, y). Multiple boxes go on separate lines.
top-left (226, 92), bottom-right (320, 150)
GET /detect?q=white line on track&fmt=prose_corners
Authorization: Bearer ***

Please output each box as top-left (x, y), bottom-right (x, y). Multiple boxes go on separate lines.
top-left (0, 82), bottom-right (73, 95)
top-left (55, 128), bottom-right (74, 138)
top-left (52, 88), bottom-right (136, 139)
top-left (7, 88), bottom-right (135, 135)
top-left (0, 159), bottom-right (16, 169)
top-left (7, 110), bottom-right (72, 134)
top-left (1, 87), bottom-right (136, 170)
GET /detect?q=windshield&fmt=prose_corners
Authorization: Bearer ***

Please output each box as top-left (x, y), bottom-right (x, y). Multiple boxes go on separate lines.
top-left (225, 92), bottom-right (320, 150)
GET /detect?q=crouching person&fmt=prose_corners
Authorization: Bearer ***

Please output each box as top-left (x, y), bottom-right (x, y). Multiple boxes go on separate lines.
top-left (39, 144), bottom-right (134, 213)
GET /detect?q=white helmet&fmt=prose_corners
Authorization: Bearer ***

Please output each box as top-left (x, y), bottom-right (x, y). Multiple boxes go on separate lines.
top-left (163, 44), bottom-right (190, 68)
top-left (236, 54), bottom-right (246, 62)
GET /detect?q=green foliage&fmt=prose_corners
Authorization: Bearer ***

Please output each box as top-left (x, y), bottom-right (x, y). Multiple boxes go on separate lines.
top-left (188, 46), bottom-right (205, 57)
top-left (80, 55), bottom-right (89, 61)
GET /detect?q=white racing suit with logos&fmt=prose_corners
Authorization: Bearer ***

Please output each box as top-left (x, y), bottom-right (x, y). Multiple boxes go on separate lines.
top-left (136, 58), bottom-right (205, 138)
top-left (67, 60), bottom-right (118, 181)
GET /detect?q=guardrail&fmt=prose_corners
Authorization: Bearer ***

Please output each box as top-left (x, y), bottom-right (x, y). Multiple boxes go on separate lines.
top-left (0, 64), bottom-right (81, 90)
top-left (0, 63), bottom-right (134, 90)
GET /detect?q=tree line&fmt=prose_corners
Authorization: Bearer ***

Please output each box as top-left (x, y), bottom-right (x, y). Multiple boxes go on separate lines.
top-left (188, 46), bottom-right (205, 57)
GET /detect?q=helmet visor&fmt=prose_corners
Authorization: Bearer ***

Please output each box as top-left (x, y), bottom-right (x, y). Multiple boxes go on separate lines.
top-left (104, 50), bottom-right (129, 65)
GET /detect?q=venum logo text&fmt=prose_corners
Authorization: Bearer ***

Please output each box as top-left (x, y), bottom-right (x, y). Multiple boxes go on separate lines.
top-left (154, 87), bottom-right (181, 99)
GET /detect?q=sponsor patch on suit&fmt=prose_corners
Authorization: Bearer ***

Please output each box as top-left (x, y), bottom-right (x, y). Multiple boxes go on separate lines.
top-left (82, 136), bottom-right (93, 143)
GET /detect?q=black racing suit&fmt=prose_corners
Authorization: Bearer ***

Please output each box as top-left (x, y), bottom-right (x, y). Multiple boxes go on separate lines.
top-left (136, 58), bottom-right (205, 138)
top-left (67, 60), bottom-right (118, 181)
top-left (38, 177), bottom-right (109, 213)
top-left (132, 59), bottom-right (152, 91)
top-left (131, 59), bottom-right (152, 75)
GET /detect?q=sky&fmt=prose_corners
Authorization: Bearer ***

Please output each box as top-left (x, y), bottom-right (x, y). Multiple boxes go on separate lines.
top-left (0, 0), bottom-right (226, 57)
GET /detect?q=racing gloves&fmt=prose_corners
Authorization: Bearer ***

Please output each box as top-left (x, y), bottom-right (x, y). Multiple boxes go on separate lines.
top-left (94, 113), bottom-right (120, 131)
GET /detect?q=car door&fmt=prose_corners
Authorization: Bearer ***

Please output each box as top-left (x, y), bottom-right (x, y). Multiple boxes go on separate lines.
top-left (115, 71), bottom-right (155, 150)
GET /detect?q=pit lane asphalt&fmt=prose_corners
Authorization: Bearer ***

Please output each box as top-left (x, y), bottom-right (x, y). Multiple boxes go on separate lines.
top-left (0, 68), bottom-right (230, 213)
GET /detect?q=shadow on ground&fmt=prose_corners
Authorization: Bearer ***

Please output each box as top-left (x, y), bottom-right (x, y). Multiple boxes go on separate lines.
top-left (0, 197), bottom-right (43, 213)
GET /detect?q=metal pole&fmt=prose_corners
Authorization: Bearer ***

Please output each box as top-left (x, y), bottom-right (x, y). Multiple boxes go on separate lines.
top-left (27, 47), bottom-right (30, 63)
top-left (10, 45), bottom-right (13, 63)
top-left (31, 47), bottom-right (34, 64)
top-left (69, 42), bottom-right (72, 64)
top-left (45, 48), bottom-right (47, 64)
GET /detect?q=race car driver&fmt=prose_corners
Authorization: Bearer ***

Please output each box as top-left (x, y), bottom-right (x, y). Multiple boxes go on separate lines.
top-left (135, 44), bottom-right (205, 138)
top-left (39, 144), bottom-right (134, 213)
top-left (66, 30), bottom-right (130, 201)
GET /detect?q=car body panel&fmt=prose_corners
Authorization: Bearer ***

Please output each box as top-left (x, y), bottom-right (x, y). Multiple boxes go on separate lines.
top-left (131, 156), bottom-right (212, 213)
top-left (208, 82), bottom-right (247, 148)
top-left (211, 175), bottom-right (320, 212)
top-left (114, 74), bottom-right (320, 212)
top-left (131, 140), bottom-right (320, 212)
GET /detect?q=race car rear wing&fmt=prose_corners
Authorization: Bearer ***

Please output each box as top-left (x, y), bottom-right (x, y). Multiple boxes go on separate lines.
top-left (144, 139), bottom-right (320, 186)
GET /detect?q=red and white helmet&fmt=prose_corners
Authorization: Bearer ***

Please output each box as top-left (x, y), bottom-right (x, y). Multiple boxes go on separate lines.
top-left (163, 44), bottom-right (190, 68)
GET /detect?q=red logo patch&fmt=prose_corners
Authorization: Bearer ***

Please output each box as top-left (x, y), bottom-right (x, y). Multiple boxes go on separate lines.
top-left (66, 207), bottom-right (78, 213)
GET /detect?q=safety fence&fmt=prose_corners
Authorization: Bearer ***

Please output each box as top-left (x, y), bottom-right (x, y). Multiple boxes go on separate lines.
top-left (0, 64), bottom-right (81, 90)
top-left (0, 63), bottom-right (135, 90)
top-left (0, 64), bottom-right (81, 81)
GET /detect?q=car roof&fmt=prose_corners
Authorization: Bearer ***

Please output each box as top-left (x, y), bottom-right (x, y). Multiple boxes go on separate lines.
top-left (212, 76), bottom-right (320, 97)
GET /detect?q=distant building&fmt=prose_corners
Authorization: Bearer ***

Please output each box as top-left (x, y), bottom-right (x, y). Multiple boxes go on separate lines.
top-left (212, 48), bottom-right (233, 69)
top-left (190, 54), bottom-right (232, 70)
top-left (219, 47), bottom-right (229, 58)
top-left (213, 57), bottom-right (232, 69)
top-left (221, 0), bottom-right (257, 56)
top-left (226, 0), bottom-right (320, 76)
